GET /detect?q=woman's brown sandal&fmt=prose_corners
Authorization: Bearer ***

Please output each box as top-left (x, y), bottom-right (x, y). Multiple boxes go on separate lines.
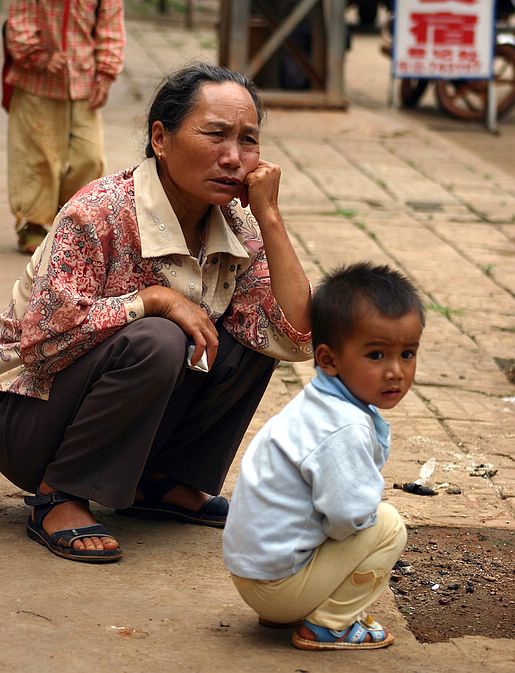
top-left (24, 490), bottom-right (123, 563)
top-left (116, 475), bottom-right (229, 528)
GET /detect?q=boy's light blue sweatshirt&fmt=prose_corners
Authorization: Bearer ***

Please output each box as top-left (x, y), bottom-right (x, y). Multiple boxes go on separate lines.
top-left (223, 368), bottom-right (391, 580)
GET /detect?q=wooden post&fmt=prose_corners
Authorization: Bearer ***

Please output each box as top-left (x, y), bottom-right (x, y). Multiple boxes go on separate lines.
top-left (227, 0), bottom-right (250, 72)
top-left (185, 0), bottom-right (194, 30)
top-left (326, 0), bottom-right (346, 106)
top-left (247, 0), bottom-right (319, 78)
top-left (218, 0), bottom-right (349, 109)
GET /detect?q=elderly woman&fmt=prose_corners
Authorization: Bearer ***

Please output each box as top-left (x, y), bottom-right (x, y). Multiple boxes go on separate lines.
top-left (0, 62), bottom-right (312, 563)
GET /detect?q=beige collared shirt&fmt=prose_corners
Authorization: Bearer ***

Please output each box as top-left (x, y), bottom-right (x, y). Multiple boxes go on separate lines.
top-left (133, 158), bottom-right (251, 320)
top-left (0, 159), bottom-right (312, 399)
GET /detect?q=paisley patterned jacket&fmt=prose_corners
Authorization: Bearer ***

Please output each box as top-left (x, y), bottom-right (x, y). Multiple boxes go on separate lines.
top-left (0, 159), bottom-right (312, 400)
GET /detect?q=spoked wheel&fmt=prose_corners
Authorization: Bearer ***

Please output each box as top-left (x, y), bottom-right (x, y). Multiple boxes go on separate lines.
top-left (435, 44), bottom-right (515, 120)
top-left (400, 79), bottom-right (429, 108)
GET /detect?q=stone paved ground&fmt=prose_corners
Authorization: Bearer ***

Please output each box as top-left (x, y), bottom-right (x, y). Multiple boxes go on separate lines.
top-left (0, 7), bottom-right (513, 673)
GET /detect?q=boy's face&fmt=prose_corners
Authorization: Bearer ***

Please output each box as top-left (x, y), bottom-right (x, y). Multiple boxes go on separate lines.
top-left (316, 306), bottom-right (422, 409)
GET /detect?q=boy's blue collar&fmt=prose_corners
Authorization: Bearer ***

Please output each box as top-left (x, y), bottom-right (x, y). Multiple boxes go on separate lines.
top-left (312, 366), bottom-right (374, 412)
top-left (312, 367), bottom-right (390, 451)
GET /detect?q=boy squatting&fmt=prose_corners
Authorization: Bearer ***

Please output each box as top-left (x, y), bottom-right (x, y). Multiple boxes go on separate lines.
top-left (223, 261), bottom-right (425, 651)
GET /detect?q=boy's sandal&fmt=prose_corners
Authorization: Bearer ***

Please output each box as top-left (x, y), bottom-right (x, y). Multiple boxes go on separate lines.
top-left (24, 491), bottom-right (123, 563)
top-left (292, 614), bottom-right (394, 651)
top-left (17, 222), bottom-right (48, 255)
top-left (115, 475), bottom-right (229, 528)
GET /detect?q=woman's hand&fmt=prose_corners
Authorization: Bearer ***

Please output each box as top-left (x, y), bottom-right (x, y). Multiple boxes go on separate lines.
top-left (239, 161), bottom-right (312, 335)
top-left (138, 286), bottom-right (219, 368)
top-left (239, 160), bottom-right (281, 228)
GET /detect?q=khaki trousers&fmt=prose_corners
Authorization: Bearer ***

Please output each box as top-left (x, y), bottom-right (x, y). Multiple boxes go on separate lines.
top-left (231, 502), bottom-right (407, 630)
top-left (7, 88), bottom-right (105, 230)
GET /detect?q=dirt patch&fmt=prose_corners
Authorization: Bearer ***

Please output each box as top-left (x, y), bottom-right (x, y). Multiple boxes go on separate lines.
top-left (389, 526), bottom-right (514, 643)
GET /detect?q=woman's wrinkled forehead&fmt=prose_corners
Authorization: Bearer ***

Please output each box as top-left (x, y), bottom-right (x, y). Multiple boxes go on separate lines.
top-left (187, 81), bottom-right (260, 126)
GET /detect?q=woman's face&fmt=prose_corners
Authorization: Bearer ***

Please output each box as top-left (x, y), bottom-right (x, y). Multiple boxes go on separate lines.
top-left (154, 81), bottom-right (261, 209)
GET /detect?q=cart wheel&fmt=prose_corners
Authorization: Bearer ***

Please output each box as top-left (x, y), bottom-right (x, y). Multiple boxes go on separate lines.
top-left (400, 79), bottom-right (429, 108)
top-left (435, 44), bottom-right (515, 120)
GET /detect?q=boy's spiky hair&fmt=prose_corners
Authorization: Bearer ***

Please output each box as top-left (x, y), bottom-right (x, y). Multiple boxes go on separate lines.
top-left (310, 262), bottom-right (425, 351)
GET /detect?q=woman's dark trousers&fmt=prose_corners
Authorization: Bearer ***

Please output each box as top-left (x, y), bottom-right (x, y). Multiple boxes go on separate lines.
top-left (0, 317), bottom-right (276, 508)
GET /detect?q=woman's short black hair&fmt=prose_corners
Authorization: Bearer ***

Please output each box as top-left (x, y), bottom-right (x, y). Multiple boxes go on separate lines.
top-left (310, 262), bottom-right (426, 351)
top-left (145, 61), bottom-right (265, 158)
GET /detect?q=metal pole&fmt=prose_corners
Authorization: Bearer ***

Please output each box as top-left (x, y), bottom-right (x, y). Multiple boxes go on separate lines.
top-left (392, 77), bottom-right (400, 109)
top-left (486, 79), bottom-right (498, 134)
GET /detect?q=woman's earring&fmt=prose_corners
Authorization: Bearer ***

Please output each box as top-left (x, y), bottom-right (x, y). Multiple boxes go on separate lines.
top-left (158, 152), bottom-right (163, 160)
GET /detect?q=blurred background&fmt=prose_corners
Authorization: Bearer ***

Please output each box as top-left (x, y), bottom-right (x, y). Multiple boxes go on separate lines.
top-left (1, 0), bottom-right (514, 177)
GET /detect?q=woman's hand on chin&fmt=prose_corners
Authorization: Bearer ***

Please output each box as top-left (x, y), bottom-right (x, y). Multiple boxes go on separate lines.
top-left (241, 160), bottom-right (282, 227)
top-left (137, 286), bottom-right (219, 368)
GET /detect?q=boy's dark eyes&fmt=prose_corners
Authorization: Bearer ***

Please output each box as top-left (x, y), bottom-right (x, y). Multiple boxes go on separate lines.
top-left (366, 350), bottom-right (417, 360)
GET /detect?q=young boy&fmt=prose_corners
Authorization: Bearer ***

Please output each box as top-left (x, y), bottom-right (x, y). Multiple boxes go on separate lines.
top-left (223, 262), bottom-right (425, 651)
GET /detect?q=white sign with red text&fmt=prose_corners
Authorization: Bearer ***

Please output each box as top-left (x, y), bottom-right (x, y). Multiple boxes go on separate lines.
top-left (393, 0), bottom-right (495, 79)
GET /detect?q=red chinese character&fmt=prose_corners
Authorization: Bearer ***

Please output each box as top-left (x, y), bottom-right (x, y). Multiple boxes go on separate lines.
top-left (410, 12), bottom-right (477, 46)
top-left (433, 48), bottom-right (454, 59)
top-left (408, 47), bottom-right (427, 57)
top-left (458, 49), bottom-right (479, 61)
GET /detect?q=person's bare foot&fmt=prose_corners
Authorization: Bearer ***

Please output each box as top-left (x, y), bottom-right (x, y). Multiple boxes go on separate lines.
top-left (135, 480), bottom-right (211, 511)
top-left (36, 482), bottom-right (119, 552)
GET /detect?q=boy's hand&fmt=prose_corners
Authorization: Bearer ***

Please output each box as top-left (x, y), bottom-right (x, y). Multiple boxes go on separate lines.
top-left (47, 52), bottom-right (66, 74)
top-left (89, 79), bottom-right (112, 109)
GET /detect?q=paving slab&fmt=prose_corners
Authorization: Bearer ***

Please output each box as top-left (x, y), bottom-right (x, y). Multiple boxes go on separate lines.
top-left (0, 10), bottom-right (513, 673)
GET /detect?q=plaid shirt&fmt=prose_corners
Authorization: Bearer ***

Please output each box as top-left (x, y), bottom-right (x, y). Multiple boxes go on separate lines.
top-left (5, 0), bottom-right (125, 100)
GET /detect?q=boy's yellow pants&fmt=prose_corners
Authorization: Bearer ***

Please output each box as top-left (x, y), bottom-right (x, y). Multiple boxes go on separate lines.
top-left (231, 502), bottom-right (407, 630)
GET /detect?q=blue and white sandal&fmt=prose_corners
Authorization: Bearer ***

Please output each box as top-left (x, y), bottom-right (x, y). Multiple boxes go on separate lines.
top-left (292, 613), bottom-right (394, 650)
top-left (24, 491), bottom-right (123, 563)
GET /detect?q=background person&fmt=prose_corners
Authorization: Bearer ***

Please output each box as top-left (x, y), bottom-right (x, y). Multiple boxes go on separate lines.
top-left (4, 0), bottom-right (125, 254)
top-left (223, 262), bottom-right (425, 651)
top-left (0, 62), bottom-right (312, 563)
